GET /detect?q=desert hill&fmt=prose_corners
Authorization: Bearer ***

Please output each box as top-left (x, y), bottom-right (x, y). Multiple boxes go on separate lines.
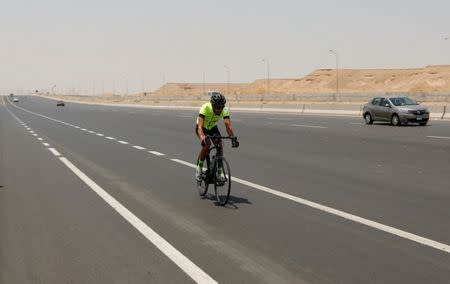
top-left (149, 65), bottom-right (450, 96)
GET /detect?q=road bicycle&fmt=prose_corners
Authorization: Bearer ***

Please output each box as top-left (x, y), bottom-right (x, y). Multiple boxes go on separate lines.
top-left (196, 135), bottom-right (236, 206)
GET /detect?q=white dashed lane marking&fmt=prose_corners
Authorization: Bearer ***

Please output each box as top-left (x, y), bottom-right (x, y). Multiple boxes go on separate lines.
top-left (118, 141), bottom-right (129, 145)
top-left (48, 148), bottom-right (61, 156)
top-left (290, 124), bottom-right (328, 129)
top-left (133, 146), bottom-right (146, 150)
top-left (149, 151), bottom-right (165, 156)
top-left (427, 136), bottom-right (450, 140)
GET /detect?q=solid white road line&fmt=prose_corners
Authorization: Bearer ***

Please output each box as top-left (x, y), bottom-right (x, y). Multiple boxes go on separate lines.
top-left (427, 136), bottom-right (450, 140)
top-left (169, 158), bottom-right (450, 254)
top-left (290, 124), bottom-right (328, 129)
top-left (43, 143), bottom-right (50, 147)
top-left (118, 140), bottom-right (129, 145)
top-left (133, 146), bottom-right (146, 150)
top-left (58, 157), bottom-right (217, 284)
top-left (149, 151), bottom-right (165, 156)
top-left (88, 131), bottom-right (96, 134)
top-left (48, 148), bottom-right (61, 156)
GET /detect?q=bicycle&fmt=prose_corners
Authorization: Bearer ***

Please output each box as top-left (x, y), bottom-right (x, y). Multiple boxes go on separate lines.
top-left (196, 135), bottom-right (236, 206)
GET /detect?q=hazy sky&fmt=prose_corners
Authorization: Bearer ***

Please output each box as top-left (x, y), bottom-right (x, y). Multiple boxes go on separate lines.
top-left (1, 0), bottom-right (449, 94)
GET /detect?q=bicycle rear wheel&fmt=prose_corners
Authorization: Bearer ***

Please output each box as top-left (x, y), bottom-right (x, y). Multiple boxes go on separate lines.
top-left (213, 157), bottom-right (231, 206)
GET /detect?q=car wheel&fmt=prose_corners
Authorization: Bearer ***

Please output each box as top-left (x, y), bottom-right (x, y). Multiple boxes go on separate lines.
top-left (391, 114), bottom-right (400, 126)
top-left (364, 113), bottom-right (373, 125)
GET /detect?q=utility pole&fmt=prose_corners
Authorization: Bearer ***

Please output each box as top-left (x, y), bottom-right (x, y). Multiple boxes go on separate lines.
top-left (224, 65), bottom-right (230, 97)
top-left (203, 72), bottom-right (206, 96)
top-left (261, 59), bottom-right (270, 102)
top-left (329, 50), bottom-right (339, 101)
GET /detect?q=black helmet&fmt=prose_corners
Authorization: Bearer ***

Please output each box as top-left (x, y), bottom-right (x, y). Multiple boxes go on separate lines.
top-left (210, 92), bottom-right (226, 106)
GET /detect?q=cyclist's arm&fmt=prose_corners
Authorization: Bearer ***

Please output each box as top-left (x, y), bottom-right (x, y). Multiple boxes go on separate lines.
top-left (223, 117), bottom-right (235, 138)
top-left (197, 115), bottom-right (206, 141)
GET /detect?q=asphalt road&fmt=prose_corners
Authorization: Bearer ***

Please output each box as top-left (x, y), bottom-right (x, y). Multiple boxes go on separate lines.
top-left (1, 95), bottom-right (449, 283)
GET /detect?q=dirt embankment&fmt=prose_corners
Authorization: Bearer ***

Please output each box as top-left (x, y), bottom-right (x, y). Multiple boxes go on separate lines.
top-left (149, 65), bottom-right (450, 96)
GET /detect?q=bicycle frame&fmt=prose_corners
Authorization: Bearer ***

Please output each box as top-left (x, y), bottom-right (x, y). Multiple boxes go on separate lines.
top-left (203, 136), bottom-right (231, 184)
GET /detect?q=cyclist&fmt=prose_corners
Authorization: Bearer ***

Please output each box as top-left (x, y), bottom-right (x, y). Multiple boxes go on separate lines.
top-left (195, 92), bottom-right (239, 181)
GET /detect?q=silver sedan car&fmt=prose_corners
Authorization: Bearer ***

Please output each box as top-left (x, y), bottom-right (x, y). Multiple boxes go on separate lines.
top-left (363, 97), bottom-right (429, 126)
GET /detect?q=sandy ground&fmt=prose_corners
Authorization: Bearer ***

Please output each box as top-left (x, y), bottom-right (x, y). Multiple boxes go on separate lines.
top-left (148, 65), bottom-right (450, 96)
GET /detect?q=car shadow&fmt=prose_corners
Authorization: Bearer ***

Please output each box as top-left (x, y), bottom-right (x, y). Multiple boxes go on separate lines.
top-left (372, 122), bottom-right (430, 127)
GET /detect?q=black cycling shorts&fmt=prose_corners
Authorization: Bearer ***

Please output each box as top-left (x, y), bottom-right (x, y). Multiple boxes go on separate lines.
top-left (195, 125), bottom-right (221, 137)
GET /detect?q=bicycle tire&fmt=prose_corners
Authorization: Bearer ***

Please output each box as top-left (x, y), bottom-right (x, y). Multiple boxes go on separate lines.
top-left (213, 157), bottom-right (231, 206)
top-left (196, 156), bottom-right (209, 197)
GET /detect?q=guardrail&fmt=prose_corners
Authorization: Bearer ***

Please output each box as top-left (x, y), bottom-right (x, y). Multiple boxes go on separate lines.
top-left (38, 94), bottom-right (450, 120)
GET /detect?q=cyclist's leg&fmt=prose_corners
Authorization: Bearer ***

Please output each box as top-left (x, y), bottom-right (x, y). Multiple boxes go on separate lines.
top-left (210, 127), bottom-right (225, 181)
top-left (196, 125), bottom-right (211, 160)
top-left (195, 125), bottom-right (211, 180)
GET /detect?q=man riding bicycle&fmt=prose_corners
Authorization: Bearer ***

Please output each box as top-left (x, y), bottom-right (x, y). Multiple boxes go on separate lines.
top-left (195, 92), bottom-right (239, 181)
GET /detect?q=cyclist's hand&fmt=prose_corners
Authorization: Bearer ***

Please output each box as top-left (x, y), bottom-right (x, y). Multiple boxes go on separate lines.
top-left (231, 137), bottom-right (239, 148)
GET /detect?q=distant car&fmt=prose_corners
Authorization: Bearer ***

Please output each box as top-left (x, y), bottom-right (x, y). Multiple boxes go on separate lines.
top-left (12, 97), bottom-right (19, 102)
top-left (363, 96), bottom-right (429, 126)
top-left (56, 101), bottom-right (65, 107)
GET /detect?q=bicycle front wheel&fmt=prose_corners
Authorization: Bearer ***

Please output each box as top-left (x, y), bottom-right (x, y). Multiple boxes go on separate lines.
top-left (213, 157), bottom-right (231, 206)
top-left (196, 157), bottom-right (210, 197)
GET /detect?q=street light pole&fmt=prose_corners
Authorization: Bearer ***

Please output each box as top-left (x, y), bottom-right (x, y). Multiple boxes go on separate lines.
top-left (329, 50), bottom-right (339, 101)
top-left (224, 65), bottom-right (230, 97)
top-left (203, 72), bottom-right (206, 96)
top-left (261, 59), bottom-right (270, 102)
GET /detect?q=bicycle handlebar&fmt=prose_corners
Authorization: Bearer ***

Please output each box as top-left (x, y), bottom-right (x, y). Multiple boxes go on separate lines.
top-left (203, 135), bottom-right (239, 148)
top-left (205, 135), bottom-right (237, 140)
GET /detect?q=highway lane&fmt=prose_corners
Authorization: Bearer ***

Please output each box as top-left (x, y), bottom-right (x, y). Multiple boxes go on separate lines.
top-left (2, 96), bottom-right (450, 283)
top-left (12, 96), bottom-right (450, 243)
top-left (0, 102), bottom-right (193, 283)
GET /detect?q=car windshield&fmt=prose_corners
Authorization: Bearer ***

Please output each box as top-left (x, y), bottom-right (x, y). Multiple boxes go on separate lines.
top-left (389, 97), bottom-right (417, 106)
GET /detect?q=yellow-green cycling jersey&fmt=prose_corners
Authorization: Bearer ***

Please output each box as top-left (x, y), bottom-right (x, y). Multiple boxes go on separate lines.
top-left (196, 102), bottom-right (230, 130)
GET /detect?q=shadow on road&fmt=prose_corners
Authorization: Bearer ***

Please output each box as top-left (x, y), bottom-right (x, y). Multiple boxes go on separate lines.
top-left (202, 194), bottom-right (252, 209)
